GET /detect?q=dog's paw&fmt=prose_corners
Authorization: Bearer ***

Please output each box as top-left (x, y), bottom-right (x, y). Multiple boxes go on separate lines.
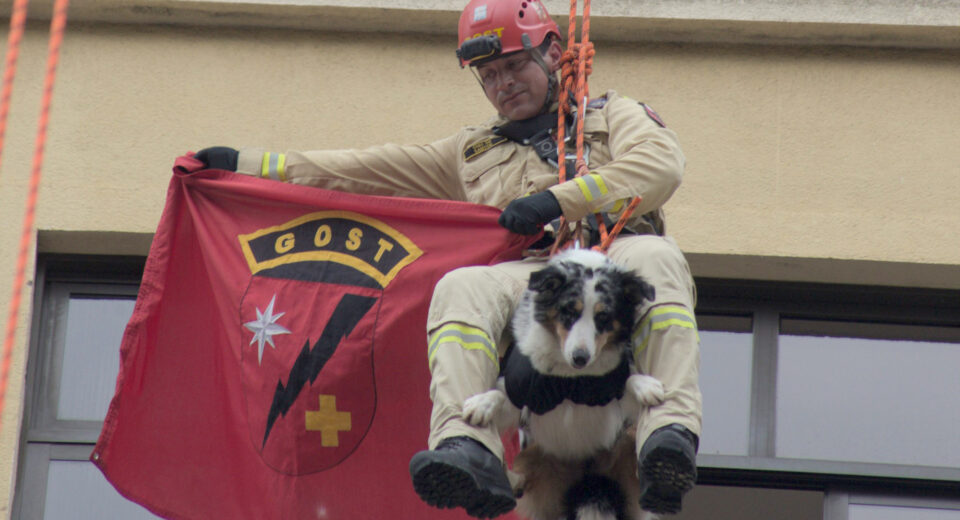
top-left (628, 374), bottom-right (665, 406)
top-left (462, 390), bottom-right (506, 427)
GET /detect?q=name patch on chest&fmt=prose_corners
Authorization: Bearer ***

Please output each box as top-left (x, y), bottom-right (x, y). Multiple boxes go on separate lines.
top-left (464, 135), bottom-right (508, 162)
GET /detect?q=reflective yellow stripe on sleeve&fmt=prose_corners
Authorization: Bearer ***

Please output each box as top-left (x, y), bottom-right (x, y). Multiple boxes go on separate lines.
top-left (632, 305), bottom-right (699, 359)
top-left (427, 323), bottom-right (498, 370)
top-left (574, 173), bottom-right (608, 203)
top-left (260, 152), bottom-right (287, 181)
top-left (600, 198), bottom-right (626, 213)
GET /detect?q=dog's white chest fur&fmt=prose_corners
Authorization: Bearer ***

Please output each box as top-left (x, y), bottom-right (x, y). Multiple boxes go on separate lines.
top-left (525, 399), bottom-right (626, 460)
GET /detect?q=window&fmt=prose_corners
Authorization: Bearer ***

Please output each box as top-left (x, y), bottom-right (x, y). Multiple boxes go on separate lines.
top-left (698, 325), bottom-right (752, 456)
top-left (776, 328), bottom-right (960, 467)
top-left (693, 278), bottom-right (960, 520)
top-left (827, 492), bottom-right (960, 520)
top-left (14, 259), bottom-right (959, 518)
top-left (13, 256), bottom-right (160, 519)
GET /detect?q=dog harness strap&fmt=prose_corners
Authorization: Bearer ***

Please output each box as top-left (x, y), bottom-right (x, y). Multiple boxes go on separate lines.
top-left (501, 348), bottom-right (630, 415)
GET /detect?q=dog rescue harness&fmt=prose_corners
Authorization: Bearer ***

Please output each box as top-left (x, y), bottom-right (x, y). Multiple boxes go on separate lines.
top-left (501, 348), bottom-right (631, 415)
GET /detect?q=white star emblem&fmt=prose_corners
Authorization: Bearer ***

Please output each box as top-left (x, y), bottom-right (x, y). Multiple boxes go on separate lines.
top-left (244, 295), bottom-right (291, 365)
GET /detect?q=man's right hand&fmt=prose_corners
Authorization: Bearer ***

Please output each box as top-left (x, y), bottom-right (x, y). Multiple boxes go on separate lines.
top-left (194, 147), bottom-right (239, 171)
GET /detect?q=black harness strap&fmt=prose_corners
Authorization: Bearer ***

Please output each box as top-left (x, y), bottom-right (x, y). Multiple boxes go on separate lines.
top-left (493, 111), bottom-right (568, 168)
top-left (501, 347), bottom-right (631, 415)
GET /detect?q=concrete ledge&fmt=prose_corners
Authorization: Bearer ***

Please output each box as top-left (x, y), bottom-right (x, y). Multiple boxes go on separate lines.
top-left (9, 0), bottom-right (960, 49)
top-left (687, 253), bottom-right (960, 291)
top-left (38, 230), bottom-right (154, 256)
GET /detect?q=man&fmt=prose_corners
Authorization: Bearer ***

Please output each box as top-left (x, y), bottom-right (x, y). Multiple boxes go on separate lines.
top-left (195, 0), bottom-right (701, 517)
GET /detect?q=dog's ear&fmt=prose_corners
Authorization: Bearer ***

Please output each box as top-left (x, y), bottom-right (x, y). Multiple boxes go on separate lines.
top-left (620, 272), bottom-right (656, 307)
top-left (528, 265), bottom-right (566, 303)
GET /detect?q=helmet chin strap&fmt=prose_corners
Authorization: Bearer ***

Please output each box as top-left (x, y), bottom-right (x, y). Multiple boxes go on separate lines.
top-left (522, 33), bottom-right (558, 116)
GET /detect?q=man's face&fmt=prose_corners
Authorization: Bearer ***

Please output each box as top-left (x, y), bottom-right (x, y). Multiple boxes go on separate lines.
top-left (475, 43), bottom-right (560, 121)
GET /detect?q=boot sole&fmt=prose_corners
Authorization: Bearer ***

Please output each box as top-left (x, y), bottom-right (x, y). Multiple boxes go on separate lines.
top-left (411, 458), bottom-right (516, 519)
top-left (638, 445), bottom-right (697, 515)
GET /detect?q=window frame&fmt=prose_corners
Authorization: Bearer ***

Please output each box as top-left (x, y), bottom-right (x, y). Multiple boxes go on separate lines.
top-left (12, 261), bottom-right (960, 516)
top-left (694, 278), bottom-right (960, 498)
top-left (825, 489), bottom-right (960, 520)
top-left (13, 255), bottom-right (146, 520)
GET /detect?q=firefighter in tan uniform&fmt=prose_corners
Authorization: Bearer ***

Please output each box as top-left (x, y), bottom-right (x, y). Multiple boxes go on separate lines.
top-left (195, 0), bottom-right (701, 517)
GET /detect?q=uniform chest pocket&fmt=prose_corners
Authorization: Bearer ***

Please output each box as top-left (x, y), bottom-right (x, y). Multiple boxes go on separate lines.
top-left (461, 142), bottom-right (517, 183)
top-left (461, 142), bottom-right (521, 206)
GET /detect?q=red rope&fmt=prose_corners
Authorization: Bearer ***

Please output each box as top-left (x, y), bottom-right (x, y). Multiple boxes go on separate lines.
top-left (550, 0), bottom-right (642, 256)
top-left (0, 0), bottom-right (29, 183)
top-left (0, 0), bottom-right (70, 428)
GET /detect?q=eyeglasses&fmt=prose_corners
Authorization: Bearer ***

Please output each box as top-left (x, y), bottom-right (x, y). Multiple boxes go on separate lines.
top-left (473, 54), bottom-right (534, 89)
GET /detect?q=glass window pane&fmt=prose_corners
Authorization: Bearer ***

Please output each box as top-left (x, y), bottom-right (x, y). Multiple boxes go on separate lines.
top-left (776, 332), bottom-right (960, 467)
top-left (58, 297), bottom-right (135, 421)
top-left (43, 460), bottom-right (161, 519)
top-left (849, 504), bottom-right (960, 520)
top-left (698, 330), bottom-right (752, 456)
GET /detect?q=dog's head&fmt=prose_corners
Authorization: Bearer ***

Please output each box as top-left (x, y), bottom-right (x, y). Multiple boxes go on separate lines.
top-left (526, 249), bottom-right (655, 372)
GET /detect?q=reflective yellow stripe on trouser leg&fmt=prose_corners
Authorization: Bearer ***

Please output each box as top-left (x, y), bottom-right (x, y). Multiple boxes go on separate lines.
top-left (426, 323), bottom-right (502, 458)
top-left (631, 304), bottom-right (702, 447)
top-left (632, 304), bottom-right (699, 360)
top-left (428, 323), bottom-right (498, 371)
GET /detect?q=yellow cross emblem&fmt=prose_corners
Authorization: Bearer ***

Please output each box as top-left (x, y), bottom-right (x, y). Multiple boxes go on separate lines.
top-left (305, 395), bottom-right (352, 447)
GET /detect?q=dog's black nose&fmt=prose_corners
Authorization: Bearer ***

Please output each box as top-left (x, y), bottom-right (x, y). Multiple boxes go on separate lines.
top-left (571, 349), bottom-right (590, 368)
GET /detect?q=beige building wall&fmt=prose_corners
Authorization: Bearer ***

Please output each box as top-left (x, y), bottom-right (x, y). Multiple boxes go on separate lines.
top-left (1, 0), bottom-right (958, 515)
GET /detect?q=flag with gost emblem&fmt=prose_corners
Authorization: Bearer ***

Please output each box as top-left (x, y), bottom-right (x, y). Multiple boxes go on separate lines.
top-left (92, 158), bottom-right (533, 519)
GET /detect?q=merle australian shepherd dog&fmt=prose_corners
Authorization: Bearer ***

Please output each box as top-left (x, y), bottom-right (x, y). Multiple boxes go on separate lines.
top-left (463, 249), bottom-right (663, 520)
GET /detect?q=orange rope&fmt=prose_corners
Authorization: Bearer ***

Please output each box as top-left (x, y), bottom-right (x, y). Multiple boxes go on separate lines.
top-left (550, 0), bottom-right (642, 255)
top-left (0, 0), bottom-right (29, 183)
top-left (0, 0), bottom-right (70, 429)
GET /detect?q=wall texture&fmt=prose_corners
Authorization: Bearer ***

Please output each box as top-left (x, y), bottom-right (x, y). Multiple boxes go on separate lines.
top-left (1, 0), bottom-right (958, 514)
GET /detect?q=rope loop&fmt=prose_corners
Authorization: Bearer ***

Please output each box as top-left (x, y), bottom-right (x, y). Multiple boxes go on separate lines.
top-left (550, 0), bottom-right (642, 256)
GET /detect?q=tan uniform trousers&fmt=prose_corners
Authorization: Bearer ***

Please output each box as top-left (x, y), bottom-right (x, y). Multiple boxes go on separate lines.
top-left (425, 234), bottom-right (702, 461)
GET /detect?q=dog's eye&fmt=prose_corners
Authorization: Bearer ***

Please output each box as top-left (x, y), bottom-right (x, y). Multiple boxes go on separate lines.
top-left (558, 303), bottom-right (581, 326)
top-left (594, 311), bottom-right (612, 329)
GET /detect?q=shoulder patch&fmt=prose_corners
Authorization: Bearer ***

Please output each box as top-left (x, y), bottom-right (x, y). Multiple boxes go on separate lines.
top-left (640, 103), bottom-right (666, 128)
top-left (463, 135), bottom-right (508, 162)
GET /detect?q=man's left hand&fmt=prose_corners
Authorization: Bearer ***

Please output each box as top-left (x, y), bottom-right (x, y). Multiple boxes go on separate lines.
top-left (498, 191), bottom-right (563, 235)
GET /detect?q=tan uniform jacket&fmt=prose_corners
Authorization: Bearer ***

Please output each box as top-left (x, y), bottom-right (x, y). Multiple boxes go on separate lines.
top-left (236, 90), bottom-right (685, 235)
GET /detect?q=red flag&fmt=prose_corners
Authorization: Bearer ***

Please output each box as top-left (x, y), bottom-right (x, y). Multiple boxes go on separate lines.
top-left (93, 160), bottom-right (534, 519)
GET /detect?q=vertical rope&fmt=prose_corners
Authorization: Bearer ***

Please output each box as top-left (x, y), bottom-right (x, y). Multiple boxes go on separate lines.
top-left (0, 0), bottom-right (70, 428)
top-left (573, 0), bottom-right (590, 178)
top-left (0, 0), bottom-right (30, 183)
top-left (550, 0), bottom-right (642, 256)
top-left (551, 0), bottom-right (595, 255)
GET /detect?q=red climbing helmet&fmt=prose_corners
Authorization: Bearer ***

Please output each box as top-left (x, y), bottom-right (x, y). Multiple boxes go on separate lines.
top-left (457, 0), bottom-right (561, 67)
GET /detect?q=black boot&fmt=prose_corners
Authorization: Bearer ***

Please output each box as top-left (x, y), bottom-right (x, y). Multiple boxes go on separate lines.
top-left (637, 424), bottom-right (699, 514)
top-left (409, 436), bottom-right (516, 518)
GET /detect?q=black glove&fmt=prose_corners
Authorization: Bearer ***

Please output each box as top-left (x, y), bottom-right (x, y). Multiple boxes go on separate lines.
top-left (194, 146), bottom-right (239, 171)
top-left (498, 191), bottom-right (563, 235)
